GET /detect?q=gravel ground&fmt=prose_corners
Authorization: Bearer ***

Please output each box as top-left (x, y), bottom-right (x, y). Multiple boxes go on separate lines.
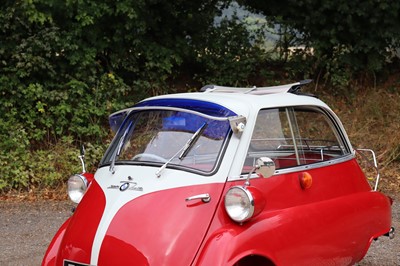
top-left (0, 200), bottom-right (75, 266)
top-left (0, 195), bottom-right (399, 266)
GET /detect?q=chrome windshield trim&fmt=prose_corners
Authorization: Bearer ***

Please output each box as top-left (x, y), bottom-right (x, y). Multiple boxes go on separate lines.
top-left (111, 106), bottom-right (233, 122)
top-left (229, 154), bottom-right (355, 181)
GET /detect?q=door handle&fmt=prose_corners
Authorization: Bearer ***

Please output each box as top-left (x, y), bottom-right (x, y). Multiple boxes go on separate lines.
top-left (185, 193), bottom-right (211, 203)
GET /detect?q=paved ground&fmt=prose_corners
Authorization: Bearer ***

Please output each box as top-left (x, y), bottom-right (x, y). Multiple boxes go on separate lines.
top-left (0, 201), bottom-right (75, 266)
top-left (0, 194), bottom-right (399, 266)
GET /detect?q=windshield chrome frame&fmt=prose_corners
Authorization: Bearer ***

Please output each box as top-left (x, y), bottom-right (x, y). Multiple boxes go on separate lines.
top-left (110, 106), bottom-right (233, 122)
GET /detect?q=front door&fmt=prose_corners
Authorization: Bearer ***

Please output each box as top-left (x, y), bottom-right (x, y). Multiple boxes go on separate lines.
top-left (239, 106), bottom-right (379, 265)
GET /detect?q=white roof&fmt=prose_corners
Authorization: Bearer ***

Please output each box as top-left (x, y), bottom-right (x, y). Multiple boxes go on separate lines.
top-left (145, 81), bottom-right (330, 117)
top-left (109, 80), bottom-right (333, 121)
top-left (200, 80), bottom-right (307, 95)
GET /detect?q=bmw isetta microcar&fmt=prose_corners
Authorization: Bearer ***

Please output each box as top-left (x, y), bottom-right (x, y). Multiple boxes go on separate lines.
top-left (43, 80), bottom-right (394, 266)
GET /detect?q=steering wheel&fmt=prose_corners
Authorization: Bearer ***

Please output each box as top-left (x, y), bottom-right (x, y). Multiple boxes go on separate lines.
top-left (132, 153), bottom-right (167, 163)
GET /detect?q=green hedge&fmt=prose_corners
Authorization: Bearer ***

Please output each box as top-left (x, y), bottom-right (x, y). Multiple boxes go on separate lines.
top-left (0, 1), bottom-right (267, 192)
top-left (1, 1), bottom-right (399, 192)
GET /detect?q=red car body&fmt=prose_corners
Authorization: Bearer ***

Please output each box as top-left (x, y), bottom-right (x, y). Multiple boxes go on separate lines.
top-left (42, 81), bottom-right (393, 266)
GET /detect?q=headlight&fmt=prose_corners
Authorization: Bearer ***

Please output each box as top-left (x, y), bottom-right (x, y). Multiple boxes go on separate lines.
top-left (224, 186), bottom-right (265, 223)
top-left (67, 174), bottom-right (88, 203)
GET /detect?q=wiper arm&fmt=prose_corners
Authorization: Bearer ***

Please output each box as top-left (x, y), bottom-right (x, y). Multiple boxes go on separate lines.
top-left (156, 122), bottom-right (208, 178)
top-left (110, 121), bottom-right (133, 174)
top-left (179, 122), bottom-right (208, 160)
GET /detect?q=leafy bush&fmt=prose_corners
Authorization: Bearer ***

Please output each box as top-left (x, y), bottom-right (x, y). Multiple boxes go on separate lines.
top-left (244, 0), bottom-right (400, 73)
top-left (1, 0), bottom-right (399, 194)
top-left (0, 133), bottom-right (108, 193)
top-left (0, 0), bottom-right (228, 192)
top-left (317, 87), bottom-right (400, 192)
top-left (0, 121), bottom-right (31, 191)
top-left (194, 14), bottom-right (266, 86)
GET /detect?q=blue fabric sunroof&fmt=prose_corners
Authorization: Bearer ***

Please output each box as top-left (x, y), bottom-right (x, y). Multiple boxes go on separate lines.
top-left (134, 98), bottom-right (236, 117)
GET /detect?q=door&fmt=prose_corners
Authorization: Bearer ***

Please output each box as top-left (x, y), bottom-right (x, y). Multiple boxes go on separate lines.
top-left (239, 106), bottom-right (379, 265)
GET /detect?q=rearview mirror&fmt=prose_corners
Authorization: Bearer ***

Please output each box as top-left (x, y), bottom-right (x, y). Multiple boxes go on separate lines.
top-left (245, 157), bottom-right (275, 186)
top-left (255, 157), bottom-right (276, 178)
top-left (80, 145), bottom-right (85, 157)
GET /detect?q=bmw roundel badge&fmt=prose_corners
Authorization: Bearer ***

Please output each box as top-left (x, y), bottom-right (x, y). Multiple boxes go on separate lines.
top-left (119, 182), bottom-right (130, 191)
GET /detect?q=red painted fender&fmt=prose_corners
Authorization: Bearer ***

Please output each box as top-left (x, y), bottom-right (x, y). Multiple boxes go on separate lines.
top-left (193, 224), bottom-right (277, 266)
top-left (41, 218), bottom-right (71, 266)
top-left (194, 192), bottom-right (391, 266)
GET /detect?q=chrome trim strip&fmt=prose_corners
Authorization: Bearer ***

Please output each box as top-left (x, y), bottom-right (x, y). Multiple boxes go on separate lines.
top-left (356, 148), bottom-right (380, 191)
top-left (228, 154), bottom-right (355, 181)
top-left (110, 106), bottom-right (233, 121)
top-left (274, 154), bottom-right (354, 174)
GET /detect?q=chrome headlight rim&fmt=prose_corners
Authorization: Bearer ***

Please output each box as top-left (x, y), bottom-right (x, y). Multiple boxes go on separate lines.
top-left (67, 174), bottom-right (88, 204)
top-left (224, 186), bottom-right (255, 223)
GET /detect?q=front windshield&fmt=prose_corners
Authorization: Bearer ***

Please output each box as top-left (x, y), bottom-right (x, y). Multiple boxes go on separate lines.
top-left (101, 109), bottom-right (232, 173)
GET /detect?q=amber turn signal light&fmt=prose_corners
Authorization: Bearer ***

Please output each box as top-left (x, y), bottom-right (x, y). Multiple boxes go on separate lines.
top-left (299, 172), bottom-right (312, 190)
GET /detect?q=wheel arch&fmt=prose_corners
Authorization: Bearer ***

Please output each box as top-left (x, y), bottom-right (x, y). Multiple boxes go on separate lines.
top-left (233, 254), bottom-right (276, 266)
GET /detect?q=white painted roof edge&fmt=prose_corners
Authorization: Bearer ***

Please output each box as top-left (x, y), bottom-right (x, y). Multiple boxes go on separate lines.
top-left (145, 91), bottom-right (331, 116)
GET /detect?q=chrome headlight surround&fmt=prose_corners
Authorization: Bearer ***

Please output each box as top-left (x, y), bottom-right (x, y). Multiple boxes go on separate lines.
top-left (67, 174), bottom-right (88, 203)
top-left (224, 186), bottom-right (255, 223)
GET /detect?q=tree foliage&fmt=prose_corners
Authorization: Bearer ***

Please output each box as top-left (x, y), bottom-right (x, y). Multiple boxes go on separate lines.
top-left (0, 0), bottom-right (227, 141)
top-left (193, 13), bottom-right (267, 86)
top-left (0, 0), bottom-right (266, 191)
top-left (1, 0), bottom-right (399, 192)
top-left (243, 0), bottom-right (400, 72)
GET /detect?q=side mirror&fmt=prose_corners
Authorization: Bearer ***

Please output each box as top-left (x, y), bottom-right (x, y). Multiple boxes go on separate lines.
top-left (255, 157), bottom-right (276, 178)
top-left (80, 145), bottom-right (85, 157)
top-left (245, 157), bottom-right (275, 186)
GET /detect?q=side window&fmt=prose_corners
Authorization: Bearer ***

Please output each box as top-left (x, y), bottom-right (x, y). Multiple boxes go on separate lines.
top-left (242, 107), bottom-right (349, 173)
top-left (294, 108), bottom-right (348, 164)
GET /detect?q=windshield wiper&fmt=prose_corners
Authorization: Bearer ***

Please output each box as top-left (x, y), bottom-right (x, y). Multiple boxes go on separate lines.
top-left (156, 122), bottom-right (208, 178)
top-left (179, 122), bottom-right (208, 159)
top-left (109, 121), bottom-right (133, 174)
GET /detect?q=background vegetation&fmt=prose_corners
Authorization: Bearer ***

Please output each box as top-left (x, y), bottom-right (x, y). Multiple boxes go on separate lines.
top-left (1, 0), bottom-right (399, 197)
